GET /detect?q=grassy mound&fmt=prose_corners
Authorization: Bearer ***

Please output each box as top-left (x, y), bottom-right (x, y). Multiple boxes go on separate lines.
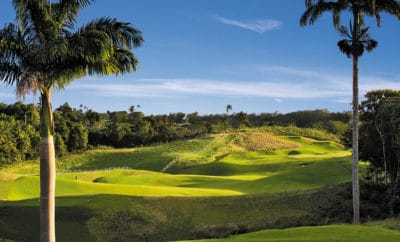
top-left (0, 131), bottom-right (350, 200)
top-left (184, 225), bottom-right (400, 241)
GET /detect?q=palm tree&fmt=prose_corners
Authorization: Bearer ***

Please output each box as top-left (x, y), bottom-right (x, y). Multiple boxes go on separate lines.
top-left (226, 104), bottom-right (232, 114)
top-left (0, 1), bottom-right (143, 241)
top-left (300, 0), bottom-right (400, 224)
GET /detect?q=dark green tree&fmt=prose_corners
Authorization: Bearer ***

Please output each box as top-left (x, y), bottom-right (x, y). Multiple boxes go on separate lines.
top-left (300, 0), bottom-right (400, 224)
top-left (360, 90), bottom-right (400, 184)
top-left (0, 0), bottom-right (143, 240)
top-left (0, 114), bottom-right (36, 165)
top-left (375, 97), bottom-right (400, 185)
top-left (67, 122), bottom-right (88, 151)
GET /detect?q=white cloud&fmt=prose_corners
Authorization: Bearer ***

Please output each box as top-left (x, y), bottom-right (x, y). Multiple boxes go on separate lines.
top-left (69, 65), bottom-right (400, 103)
top-left (256, 65), bottom-right (400, 101)
top-left (335, 98), bottom-right (351, 104)
top-left (215, 16), bottom-right (282, 33)
top-left (73, 78), bottom-right (344, 99)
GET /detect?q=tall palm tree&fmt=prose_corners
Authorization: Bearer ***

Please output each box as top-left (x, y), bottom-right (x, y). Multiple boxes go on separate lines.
top-left (0, 1), bottom-right (143, 241)
top-left (300, 0), bottom-right (400, 224)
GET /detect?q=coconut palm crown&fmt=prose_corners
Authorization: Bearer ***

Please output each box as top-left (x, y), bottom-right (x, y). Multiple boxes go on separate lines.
top-left (300, 0), bottom-right (400, 224)
top-left (0, 1), bottom-right (143, 241)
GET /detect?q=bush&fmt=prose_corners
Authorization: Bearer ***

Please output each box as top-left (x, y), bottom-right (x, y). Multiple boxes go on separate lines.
top-left (193, 223), bottom-right (249, 239)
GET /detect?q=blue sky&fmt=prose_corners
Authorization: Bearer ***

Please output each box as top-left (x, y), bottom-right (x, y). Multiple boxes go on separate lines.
top-left (1, 0), bottom-right (400, 114)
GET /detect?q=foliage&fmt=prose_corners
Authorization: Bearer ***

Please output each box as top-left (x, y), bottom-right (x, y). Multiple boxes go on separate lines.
top-left (0, 113), bottom-right (39, 166)
top-left (359, 90), bottom-right (400, 185)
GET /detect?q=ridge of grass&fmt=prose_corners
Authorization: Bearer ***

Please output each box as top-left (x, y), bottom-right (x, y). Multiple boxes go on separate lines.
top-left (182, 225), bottom-right (400, 242)
top-left (0, 129), bottom-right (351, 201)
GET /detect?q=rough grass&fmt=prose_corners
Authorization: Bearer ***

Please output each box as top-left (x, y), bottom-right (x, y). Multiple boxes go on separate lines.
top-left (260, 125), bottom-right (339, 142)
top-left (184, 225), bottom-right (400, 241)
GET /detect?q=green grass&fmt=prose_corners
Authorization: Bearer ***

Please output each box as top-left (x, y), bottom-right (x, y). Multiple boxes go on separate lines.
top-left (0, 187), bottom-right (343, 242)
top-left (0, 128), bottom-right (360, 241)
top-left (0, 132), bottom-right (351, 200)
top-left (366, 218), bottom-right (400, 231)
top-left (183, 225), bottom-right (400, 241)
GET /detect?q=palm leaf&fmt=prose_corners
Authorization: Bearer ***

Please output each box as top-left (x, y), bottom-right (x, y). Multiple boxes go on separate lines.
top-left (54, 0), bottom-right (92, 30)
top-left (337, 39), bottom-right (353, 58)
top-left (365, 39), bottom-right (378, 52)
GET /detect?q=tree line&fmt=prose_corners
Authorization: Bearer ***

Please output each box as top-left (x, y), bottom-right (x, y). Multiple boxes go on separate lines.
top-left (0, 101), bottom-right (352, 164)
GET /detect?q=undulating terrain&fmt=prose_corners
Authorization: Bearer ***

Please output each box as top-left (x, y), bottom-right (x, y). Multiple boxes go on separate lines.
top-left (1, 127), bottom-right (399, 241)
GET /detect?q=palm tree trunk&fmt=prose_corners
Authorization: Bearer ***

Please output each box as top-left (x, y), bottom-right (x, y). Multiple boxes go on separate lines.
top-left (40, 90), bottom-right (56, 242)
top-left (352, 55), bottom-right (360, 224)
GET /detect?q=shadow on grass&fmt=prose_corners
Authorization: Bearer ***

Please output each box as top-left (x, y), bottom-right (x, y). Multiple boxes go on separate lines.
top-left (0, 184), bottom-right (358, 242)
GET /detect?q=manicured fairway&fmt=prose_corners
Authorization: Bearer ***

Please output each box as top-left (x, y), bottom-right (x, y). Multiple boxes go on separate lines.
top-left (0, 132), bottom-right (351, 200)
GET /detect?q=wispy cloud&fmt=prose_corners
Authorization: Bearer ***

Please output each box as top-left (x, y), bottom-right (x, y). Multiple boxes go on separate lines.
top-left (256, 65), bottom-right (400, 101)
top-left (69, 65), bottom-right (400, 103)
top-left (215, 16), bottom-right (282, 33)
top-left (72, 78), bottom-right (343, 99)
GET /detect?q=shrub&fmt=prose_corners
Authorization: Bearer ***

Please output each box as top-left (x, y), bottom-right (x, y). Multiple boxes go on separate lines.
top-left (193, 223), bottom-right (249, 239)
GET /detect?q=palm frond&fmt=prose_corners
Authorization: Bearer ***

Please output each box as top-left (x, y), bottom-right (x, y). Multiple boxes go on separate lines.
top-left (337, 39), bottom-right (353, 58)
top-left (68, 26), bottom-right (113, 62)
top-left (337, 25), bottom-right (351, 38)
top-left (300, 1), bottom-right (346, 28)
top-left (81, 17), bottom-right (144, 49)
top-left (109, 48), bottom-right (140, 74)
top-left (365, 39), bottom-right (378, 52)
top-left (0, 62), bottom-right (21, 86)
top-left (0, 23), bottom-right (26, 62)
top-left (375, 0), bottom-right (400, 19)
top-left (16, 70), bottom-right (42, 98)
top-left (54, 0), bottom-right (93, 30)
top-left (12, 0), bottom-right (56, 43)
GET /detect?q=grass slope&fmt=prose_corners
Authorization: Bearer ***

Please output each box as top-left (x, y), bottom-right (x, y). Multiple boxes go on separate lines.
top-left (0, 187), bottom-right (344, 242)
top-left (184, 225), bottom-right (400, 242)
top-left (0, 128), bottom-right (359, 241)
top-left (0, 132), bottom-right (351, 200)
